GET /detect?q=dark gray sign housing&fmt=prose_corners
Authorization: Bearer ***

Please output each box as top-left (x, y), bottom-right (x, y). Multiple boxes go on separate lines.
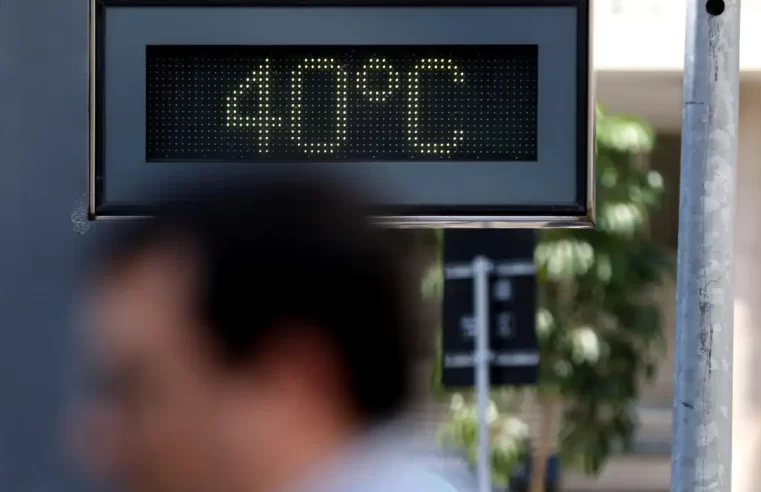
top-left (91, 0), bottom-right (594, 227)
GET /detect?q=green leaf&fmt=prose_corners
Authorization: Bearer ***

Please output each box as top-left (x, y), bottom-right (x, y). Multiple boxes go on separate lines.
top-left (597, 114), bottom-right (655, 154)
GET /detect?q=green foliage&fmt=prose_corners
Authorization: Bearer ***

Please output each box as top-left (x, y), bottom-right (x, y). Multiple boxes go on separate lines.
top-left (436, 395), bottom-right (531, 489)
top-left (431, 105), bottom-right (673, 477)
top-left (534, 106), bottom-right (671, 474)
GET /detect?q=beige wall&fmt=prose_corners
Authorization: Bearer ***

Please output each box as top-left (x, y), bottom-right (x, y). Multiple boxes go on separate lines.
top-left (732, 83), bottom-right (761, 492)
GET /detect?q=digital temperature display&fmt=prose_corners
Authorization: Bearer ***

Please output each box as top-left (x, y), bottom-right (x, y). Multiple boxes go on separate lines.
top-left (146, 45), bottom-right (538, 162)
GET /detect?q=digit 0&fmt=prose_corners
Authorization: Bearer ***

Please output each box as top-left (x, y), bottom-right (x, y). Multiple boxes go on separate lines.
top-left (407, 59), bottom-right (465, 155)
top-left (291, 58), bottom-right (348, 155)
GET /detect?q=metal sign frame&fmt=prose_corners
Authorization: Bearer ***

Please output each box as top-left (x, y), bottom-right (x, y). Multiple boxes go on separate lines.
top-left (89, 0), bottom-right (594, 228)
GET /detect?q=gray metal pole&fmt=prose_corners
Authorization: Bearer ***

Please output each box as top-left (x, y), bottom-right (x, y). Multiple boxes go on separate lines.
top-left (473, 256), bottom-right (492, 492)
top-left (672, 1), bottom-right (741, 491)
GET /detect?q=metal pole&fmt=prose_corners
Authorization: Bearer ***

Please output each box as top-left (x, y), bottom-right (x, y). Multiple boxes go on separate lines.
top-left (473, 256), bottom-right (492, 492)
top-left (672, 0), bottom-right (740, 491)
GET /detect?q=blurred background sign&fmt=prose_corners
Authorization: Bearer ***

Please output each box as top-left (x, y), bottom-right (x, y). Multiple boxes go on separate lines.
top-left (441, 230), bottom-right (539, 388)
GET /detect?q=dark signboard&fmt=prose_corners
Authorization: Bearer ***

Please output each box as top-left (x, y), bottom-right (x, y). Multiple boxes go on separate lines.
top-left (442, 230), bottom-right (539, 387)
top-left (91, 0), bottom-right (593, 226)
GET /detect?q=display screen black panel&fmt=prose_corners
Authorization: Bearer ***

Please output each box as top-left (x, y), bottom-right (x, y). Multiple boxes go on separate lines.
top-left (146, 45), bottom-right (538, 162)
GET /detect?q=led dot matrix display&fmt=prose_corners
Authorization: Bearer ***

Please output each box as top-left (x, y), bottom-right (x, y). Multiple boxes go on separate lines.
top-left (146, 45), bottom-right (538, 162)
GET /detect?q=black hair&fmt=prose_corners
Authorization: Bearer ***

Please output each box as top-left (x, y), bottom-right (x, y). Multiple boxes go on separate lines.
top-left (93, 173), bottom-right (414, 424)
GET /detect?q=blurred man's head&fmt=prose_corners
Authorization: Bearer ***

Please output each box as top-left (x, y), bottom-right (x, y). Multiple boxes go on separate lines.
top-left (77, 176), bottom-right (414, 492)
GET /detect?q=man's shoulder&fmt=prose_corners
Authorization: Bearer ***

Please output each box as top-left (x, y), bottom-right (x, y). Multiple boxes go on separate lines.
top-left (386, 463), bottom-right (472, 492)
top-left (316, 426), bottom-right (478, 492)
top-left (353, 453), bottom-right (478, 492)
